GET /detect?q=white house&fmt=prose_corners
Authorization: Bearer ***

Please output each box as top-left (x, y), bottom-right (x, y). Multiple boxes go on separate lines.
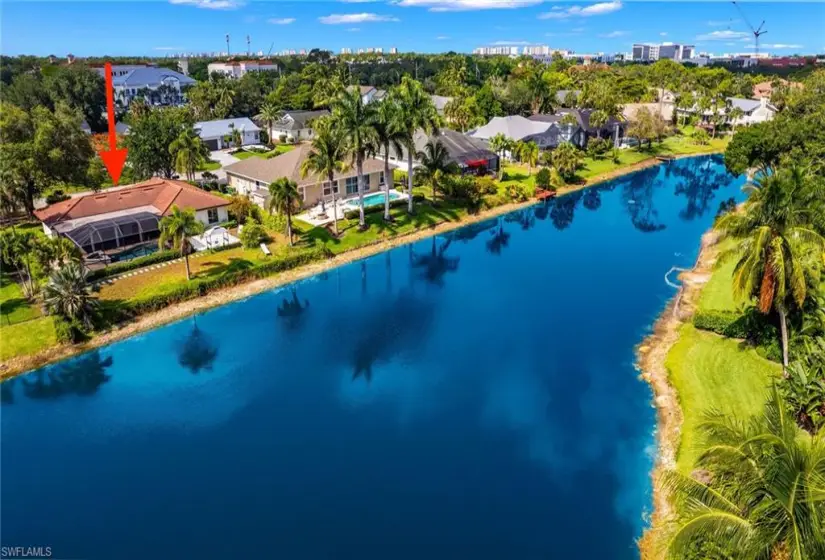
top-left (207, 60), bottom-right (279, 79)
top-left (94, 65), bottom-right (195, 108)
top-left (195, 117), bottom-right (261, 150)
top-left (676, 97), bottom-right (777, 127)
top-left (348, 85), bottom-right (387, 104)
top-left (270, 110), bottom-right (329, 142)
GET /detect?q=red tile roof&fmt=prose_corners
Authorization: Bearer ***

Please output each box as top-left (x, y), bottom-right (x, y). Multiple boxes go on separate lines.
top-left (34, 178), bottom-right (229, 226)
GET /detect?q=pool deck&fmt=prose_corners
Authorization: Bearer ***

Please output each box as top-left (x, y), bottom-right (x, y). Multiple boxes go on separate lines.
top-left (296, 190), bottom-right (409, 227)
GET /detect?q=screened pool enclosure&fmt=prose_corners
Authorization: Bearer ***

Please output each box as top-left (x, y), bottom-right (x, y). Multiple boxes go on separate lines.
top-left (61, 212), bottom-right (161, 255)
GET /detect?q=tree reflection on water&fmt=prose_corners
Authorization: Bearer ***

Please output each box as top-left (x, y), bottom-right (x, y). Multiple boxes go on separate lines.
top-left (621, 166), bottom-right (666, 233)
top-left (177, 317), bottom-right (219, 374)
top-left (20, 351), bottom-right (113, 400)
top-left (486, 217), bottom-right (511, 255)
top-left (412, 237), bottom-right (460, 287)
top-left (672, 157), bottom-right (734, 221)
top-left (550, 191), bottom-right (584, 231)
top-left (277, 287), bottom-right (310, 331)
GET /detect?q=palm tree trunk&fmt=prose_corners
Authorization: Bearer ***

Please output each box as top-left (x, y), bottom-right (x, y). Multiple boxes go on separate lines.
top-left (406, 149), bottom-right (415, 214)
top-left (184, 252), bottom-right (191, 281)
top-left (357, 158), bottom-right (366, 229)
top-left (286, 209), bottom-right (293, 246)
top-left (329, 172), bottom-right (339, 236)
top-left (779, 307), bottom-right (790, 375)
top-left (383, 153), bottom-right (392, 221)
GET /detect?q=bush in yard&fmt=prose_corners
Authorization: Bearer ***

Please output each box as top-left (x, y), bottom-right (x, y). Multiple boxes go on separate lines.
top-left (535, 168), bottom-right (552, 191)
top-left (279, 134), bottom-right (287, 143)
top-left (54, 316), bottom-right (89, 344)
top-left (46, 189), bottom-right (70, 204)
top-left (474, 176), bottom-right (498, 195)
top-left (586, 137), bottom-right (611, 159)
top-left (507, 183), bottom-right (532, 202)
top-left (691, 128), bottom-right (710, 145)
top-left (239, 220), bottom-right (267, 248)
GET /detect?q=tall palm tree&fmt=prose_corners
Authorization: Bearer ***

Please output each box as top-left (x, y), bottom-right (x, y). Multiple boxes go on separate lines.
top-left (728, 105), bottom-right (745, 134)
top-left (716, 166), bottom-right (825, 370)
top-left (169, 129), bottom-right (209, 182)
top-left (372, 99), bottom-right (405, 221)
top-left (488, 133), bottom-right (508, 178)
top-left (158, 205), bottom-right (204, 281)
top-left (526, 68), bottom-right (551, 115)
top-left (215, 82), bottom-right (234, 118)
top-left (393, 76), bottom-right (439, 214)
top-left (255, 103), bottom-right (280, 147)
top-left (415, 140), bottom-right (459, 203)
top-left (300, 116), bottom-right (349, 234)
top-left (42, 262), bottom-right (98, 329)
top-left (552, 141), bottom-right (581, 181)
top-left (589, 110), bottom-right (608, 139)
top-left (662, 385), bottom-right (825, 560)
top-left (332, 88), bottom-right (377, 228)
top-left (520, 141), bottom-right (539, 176)
top-left (268, 177), bottom-right (301, 246)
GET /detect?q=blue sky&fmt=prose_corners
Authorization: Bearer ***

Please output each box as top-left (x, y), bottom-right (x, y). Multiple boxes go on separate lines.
top-left (2, 1), bottom-right (823, 57)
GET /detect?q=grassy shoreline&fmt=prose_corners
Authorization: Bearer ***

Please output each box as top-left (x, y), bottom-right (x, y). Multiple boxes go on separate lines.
top-left (0, 147), bottom-right (725, 380)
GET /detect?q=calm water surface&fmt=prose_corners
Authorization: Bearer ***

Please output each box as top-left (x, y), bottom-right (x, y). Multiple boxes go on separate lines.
top-left (0, 156), bottom-right (745, 560)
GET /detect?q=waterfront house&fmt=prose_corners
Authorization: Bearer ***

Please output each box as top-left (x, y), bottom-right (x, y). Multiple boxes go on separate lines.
top-left (224, 143), bottom-right (386, 209)
top-left (195, 117), bottom-right (261, 150)
top-left (382, 128), bottom-right (499, 174)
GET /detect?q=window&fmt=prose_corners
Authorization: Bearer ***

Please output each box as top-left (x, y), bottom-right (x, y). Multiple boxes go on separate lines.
top-left (207, 208), bottom-right (219, 224)
top-left (323, 181), bottom-right (339, 196)
top-left (379, 171), bottom-right (385, 186)
top-left (345, 176), bottom-right (358, 195)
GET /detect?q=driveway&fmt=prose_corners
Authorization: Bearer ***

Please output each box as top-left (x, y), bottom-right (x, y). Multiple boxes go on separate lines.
top-left (209, 150), bottom-right (239, 167)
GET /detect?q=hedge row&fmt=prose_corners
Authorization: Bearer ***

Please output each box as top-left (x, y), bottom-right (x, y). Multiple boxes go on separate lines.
top-left (125, 246), bottom-right (331, 315)
top-left (693, 310), bottom-right (749, 338)
top-left (87, 249), bottom-right (180, 282)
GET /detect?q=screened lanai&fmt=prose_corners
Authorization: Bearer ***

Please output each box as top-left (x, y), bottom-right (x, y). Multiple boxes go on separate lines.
top-left (60, 211), bottom-right (161, 254)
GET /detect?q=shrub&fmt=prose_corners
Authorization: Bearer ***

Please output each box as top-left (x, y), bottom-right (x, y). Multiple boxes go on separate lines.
top-left (86, 249), bottom-right (180, 282)
top-left (46, 189), bottom-right (70, 204)
top-left (693, 310), bottom-right (748, 338)
top-left (239, 220), bottom-right (267, 248)
top-left (127, 247), bottom-right (331, 315)
top-left (507, 183), bottom-right (534, 202)
top-left (586, 137), bottom-right (611, 158)
top-left (691, 128), bottom-right (710, 146)
top-left (535, 168), bottom-right (552, 190)
top-left (279, 134), bottom-right (287, 143)
top-left (474, 176), bottom-right (498, 195)
top-left (259, 211), bottom-right (286, 233)
top-left (54, 316), bottom-right (88, 344)
top-left (500, 171), bottom-right (510, 181)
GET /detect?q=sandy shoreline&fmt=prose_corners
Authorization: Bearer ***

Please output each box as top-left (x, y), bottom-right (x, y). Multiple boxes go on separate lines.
top-left (636, 229), bottom-right (723, 558)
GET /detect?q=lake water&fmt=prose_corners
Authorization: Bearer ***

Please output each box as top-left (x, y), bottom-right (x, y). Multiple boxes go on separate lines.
top-left (0, 155), bottom-right (745, 560)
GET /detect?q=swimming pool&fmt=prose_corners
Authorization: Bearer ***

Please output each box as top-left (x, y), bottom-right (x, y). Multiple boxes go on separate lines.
top-left (1, 155), bottom-right (746, 560)
top-left (109, 243), bottom-right (159, 263)
top-left (348, 191), bottom-right (401, 209)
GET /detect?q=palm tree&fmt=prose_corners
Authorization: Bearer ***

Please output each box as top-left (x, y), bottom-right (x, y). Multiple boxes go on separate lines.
top-left (268, 177), bottom-right (301, 246)
top-left (488, 133), bottom-right (509, 178)
top-left (394, 76), bottom-right (439, 214)
top-left (169, 129), bottom-right (209, 182)
top-left (662, 385), bottom-right (825, 560)
top-left (589, 110), bottom-right (608, 139)
top-left (42, 262), bottom-right (98, 329)
top-left (728, 105), bottom-right (745, 134)
top-left (552, 142), bottom-right (582, 182)
top-left (526, 68), bottom-right (551, 115)
top-left (716, 166), bottom-right (825, 370)
top-left (512, 140), bottom-right (526, 164)
top-left (415, 140), bottom-right (459, 203)
top-left (215, 82), bottom-right (234, 118)
top-left (255, 103), bottom-right (280, 147)
top-left (158, 206), bottom-right (204, 281)
top-left (229, 125), bottom-right (242, 148)
top-left (332, 87), bottom-right (377, 228)
top-left (520, 141), bottom-right (539, 176)
top-left (300, 117), bottom-right (350, 234)
top-left (372, 100), bottom-right (405, 221)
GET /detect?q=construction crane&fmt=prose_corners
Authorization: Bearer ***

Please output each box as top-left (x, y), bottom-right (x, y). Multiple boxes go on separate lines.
top-left (731, 1), bottom-right (768, 55)
top-left (246, 35), bottom-right (251, 57)
top-left (225, 34), bottom-right (231, 57)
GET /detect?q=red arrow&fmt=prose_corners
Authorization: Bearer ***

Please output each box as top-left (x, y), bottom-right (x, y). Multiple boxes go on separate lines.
top-left (98, 62), bottom-right (128, 185)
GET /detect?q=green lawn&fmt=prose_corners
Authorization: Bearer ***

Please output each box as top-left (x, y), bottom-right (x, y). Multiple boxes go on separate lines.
top-left (697, 240), bottom-right (740, 313)
top-left (0, 275), bottom-right (41, 325)
top-left (666, 324), bottom-right (780, 472)
top-left (198, 160), bottom-right (222, 171)
top-left (0, 316), bottom-right (57, 362)
top-left (233, 145), bottom-right (296, 160)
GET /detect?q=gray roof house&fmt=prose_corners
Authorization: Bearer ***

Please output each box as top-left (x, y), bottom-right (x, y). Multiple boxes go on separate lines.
top-left (384, 128), bottom-right (498, 174)
top-left (195, 117), bottom-right (261, 150)
top-left (676, 96), bottom-right (776, 126)
top-left (271, 110), bottom-right (330, 141)
top-left (94, 65), bottom-right (195, 108)
top-left (469, 115), bottom-right (586, 149)
top-left (430, 95), bottom-right (454, 115)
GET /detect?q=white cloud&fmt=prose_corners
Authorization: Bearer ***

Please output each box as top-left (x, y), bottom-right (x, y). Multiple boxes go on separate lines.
top-left (319, 13), bottom-right (400, 24)
top-left (395, 0), bottom-right (544, 11)
top-left (659, 32), bottom-right (667, 37)
top-left (571, 27), bottom-right (585, 33)
top-left (599, 30), bottom-right (627, 38)
top-left (707, 19), bottom-right (738, 27)
top-left (348, 27), bottom-right (361, 31)
top-left (169, 0), bottom-right (242, 9)
top-left (436, 35), bottom-right (450, 40)
top-left (492, 40), bottom-right (532, 45)
top-left (340, 0), bottom-right (380, 3)
top-left (539, 1), bottom-right (621, 19)
top-left (268, 18), bottom-right (295, 25)
top-left (154, 46), bottom-right (184, 51)
top-left (695, 30), bottom-right (750, 41)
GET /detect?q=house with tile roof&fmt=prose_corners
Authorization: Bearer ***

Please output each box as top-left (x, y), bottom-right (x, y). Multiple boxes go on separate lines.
top-left (93, 65), bottom-right (196, 108)
top-left (224, 143), bottom-right (387, 209)
top-left (381, 128), bottom-right (499, 174)
top-left (34, 179), bottom-right (229, 255)
top-left (270, 110), bottom-right (330, 142)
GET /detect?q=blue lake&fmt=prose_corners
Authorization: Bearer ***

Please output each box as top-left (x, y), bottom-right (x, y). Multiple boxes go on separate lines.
top-left (0, 155), bottom-right (745, 560)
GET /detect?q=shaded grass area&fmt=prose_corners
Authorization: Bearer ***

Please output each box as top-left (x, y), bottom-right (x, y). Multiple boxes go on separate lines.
top-left (198, 160), bottom-right (222, 171)
top-left (0, 316), bottom-right (56, 361)
top-left (0, 275), bottom-right (41, 325)
top-left (666, 324), bottom-right (780, 472)
top-left (233, 145), bottom-right (296, 160)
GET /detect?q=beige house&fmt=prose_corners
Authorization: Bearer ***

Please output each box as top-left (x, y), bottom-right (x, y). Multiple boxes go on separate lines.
top-left (224, 143), bottom-right (387, 209)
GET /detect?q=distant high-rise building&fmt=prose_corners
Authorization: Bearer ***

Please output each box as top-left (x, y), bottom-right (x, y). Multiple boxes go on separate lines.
top-left (522, 45), bottom-right (565, 56)
top-left (390, 47), bottom-right (398, 54)
top-left (473, 45), bottom-right (520, 56)
top-left (341, 47), bottom-right (352, 55)
top-left (632, 42), bottom-right (695, 62)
